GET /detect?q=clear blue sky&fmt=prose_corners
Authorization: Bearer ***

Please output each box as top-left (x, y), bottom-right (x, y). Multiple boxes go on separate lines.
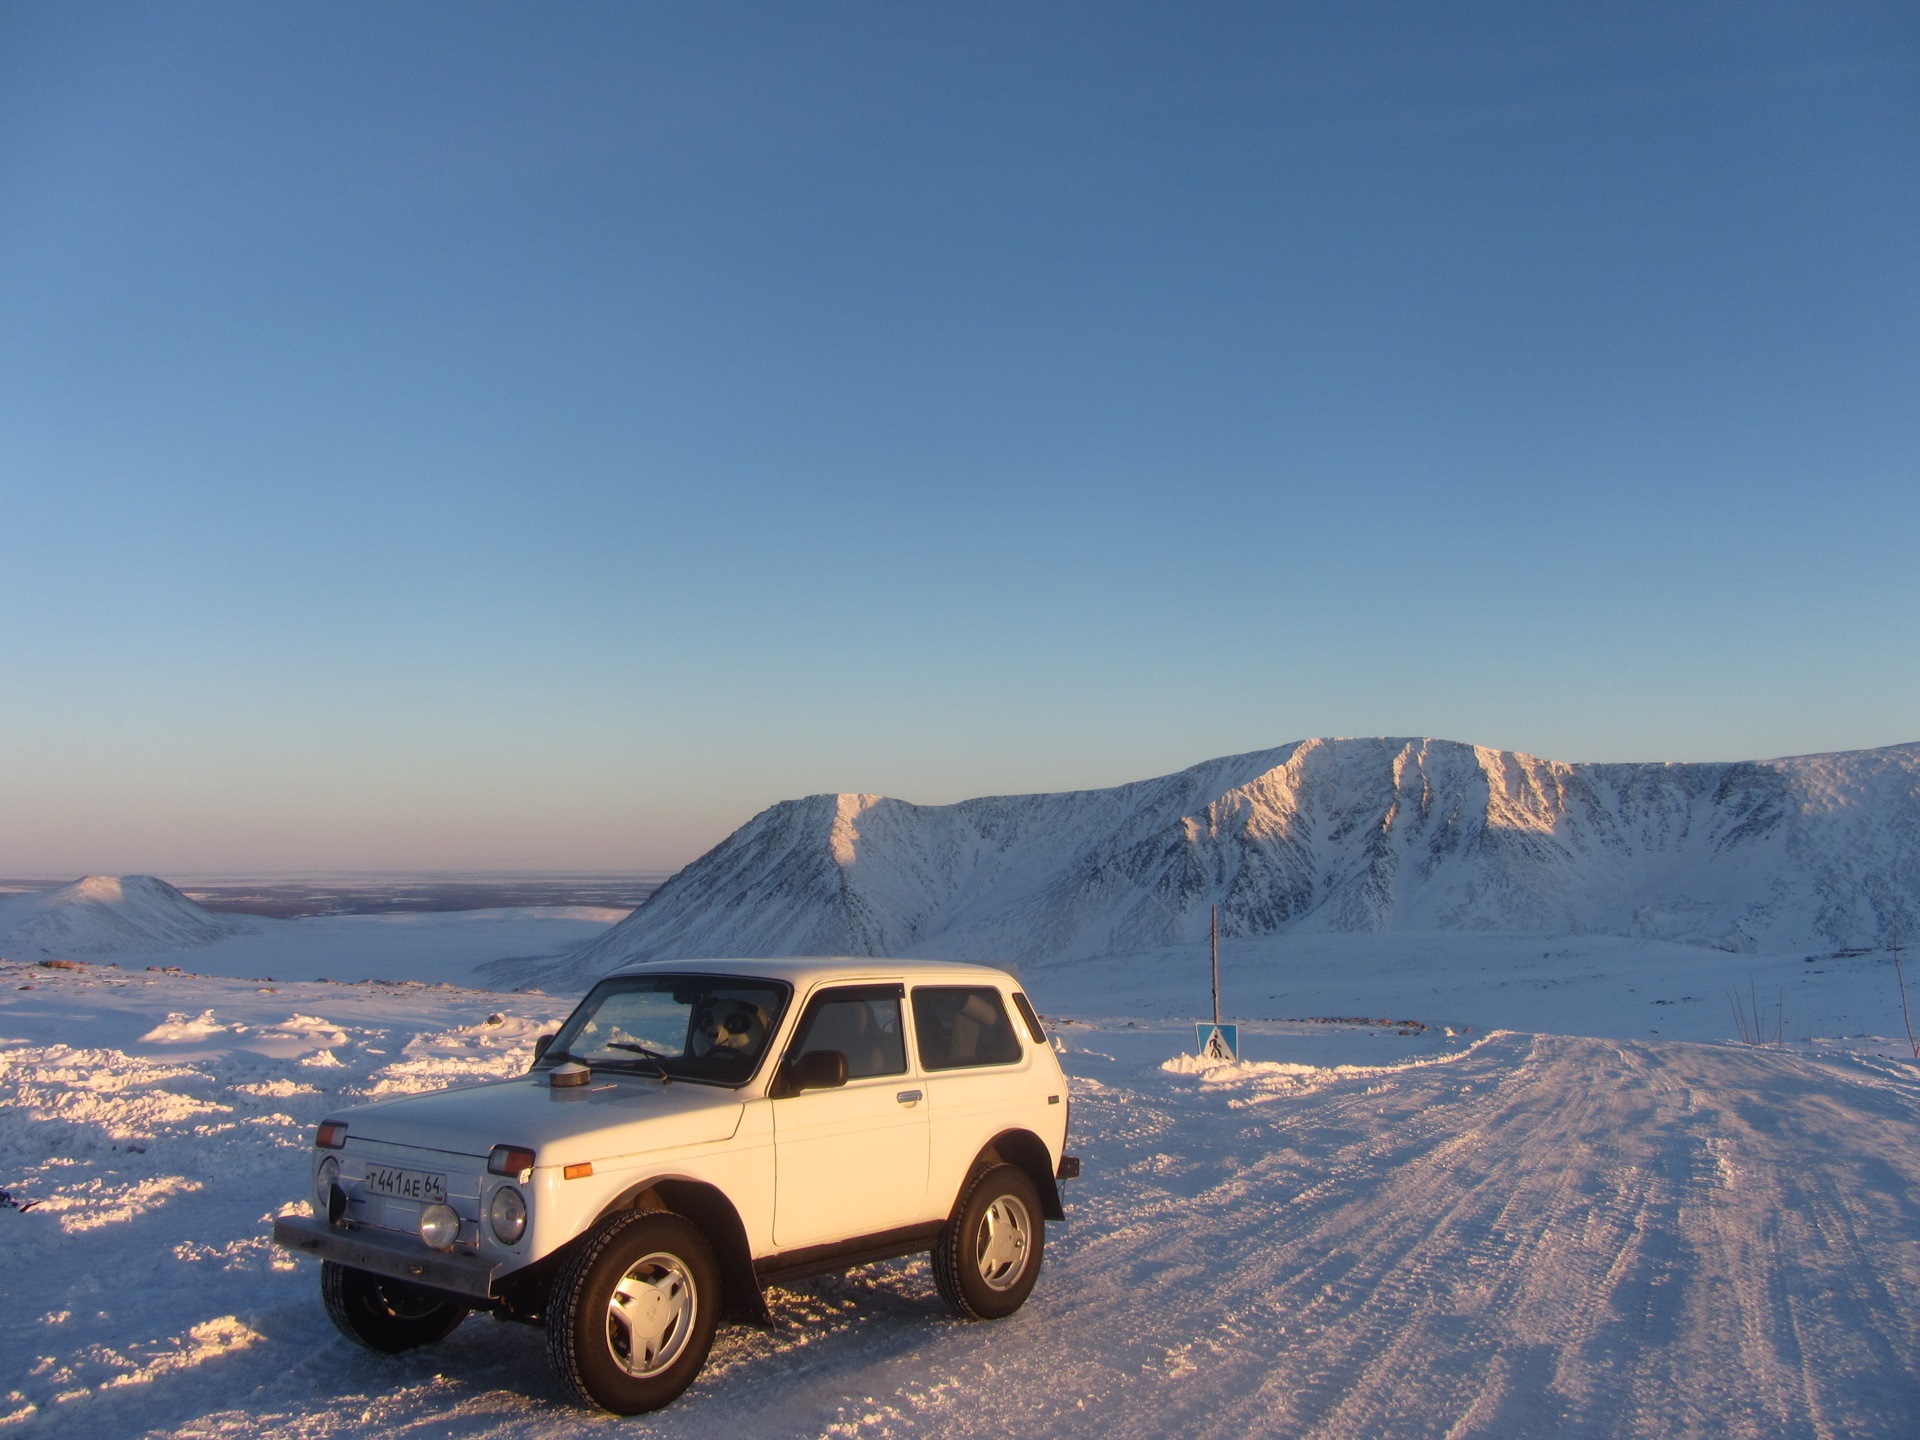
top-left (2, 1), bottom-right (1915, 874)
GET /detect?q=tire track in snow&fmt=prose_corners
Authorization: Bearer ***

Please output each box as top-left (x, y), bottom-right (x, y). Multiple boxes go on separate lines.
top-left (846, 1032), bottom-right (1920, 1440)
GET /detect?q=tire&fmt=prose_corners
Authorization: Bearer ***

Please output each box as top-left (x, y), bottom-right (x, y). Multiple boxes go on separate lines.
top-left (932, 1162), bottom-right (1045, 1320)
top-left (320, 1261), bottom-right (467, 1353)
top-left (545, 1211), bottom-right (721, 1414)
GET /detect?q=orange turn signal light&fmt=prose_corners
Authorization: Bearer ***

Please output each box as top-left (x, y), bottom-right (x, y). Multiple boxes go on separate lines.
top-left (563, 1162), bottom-right (593, 1180)
top-left (315, 1121), bottom-right (347, 1149)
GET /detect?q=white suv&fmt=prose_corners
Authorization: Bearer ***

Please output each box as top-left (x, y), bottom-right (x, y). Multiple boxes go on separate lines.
top-left (273, 958), bottom-right (1079, 1413)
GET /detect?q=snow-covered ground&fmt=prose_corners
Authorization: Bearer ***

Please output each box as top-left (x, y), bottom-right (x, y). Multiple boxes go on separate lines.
top-left (5, 927), bottom-right (1920, 1436)
top-left (19, 906), bottom-right (624, 988)
top-left (1030, 930), bottom-right (1920, 1051)
top-left (142, 905), bottom-right (629, 987)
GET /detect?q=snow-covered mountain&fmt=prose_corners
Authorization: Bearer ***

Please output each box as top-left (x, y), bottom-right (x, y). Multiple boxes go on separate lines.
top-left (556, 738), bottom-right (1920, 981)
top-left (0, 875), bottom-right (260, 958)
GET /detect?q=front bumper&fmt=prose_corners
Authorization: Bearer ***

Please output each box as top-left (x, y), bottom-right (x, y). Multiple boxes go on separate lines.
top-left (272, 1213), bottom-right (501, 1300)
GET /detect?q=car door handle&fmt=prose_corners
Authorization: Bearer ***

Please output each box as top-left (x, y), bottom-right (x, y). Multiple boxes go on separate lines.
top-left (896, 1089), bottom-right (923, 1105)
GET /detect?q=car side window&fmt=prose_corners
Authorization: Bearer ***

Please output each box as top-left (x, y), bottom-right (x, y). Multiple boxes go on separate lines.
top-left (787, 985), bottom-right (907, 1080)
top-left (911, 986), bottom-right (1023, 1070)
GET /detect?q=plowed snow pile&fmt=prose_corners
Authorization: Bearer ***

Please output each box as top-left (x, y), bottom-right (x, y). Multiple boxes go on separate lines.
top-left (4, 957), bottom-right (1919, 1437)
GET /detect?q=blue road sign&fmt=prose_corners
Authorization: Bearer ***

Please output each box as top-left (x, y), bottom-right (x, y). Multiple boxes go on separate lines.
top-left (1196, 1023), bottom-right (1239, 1061)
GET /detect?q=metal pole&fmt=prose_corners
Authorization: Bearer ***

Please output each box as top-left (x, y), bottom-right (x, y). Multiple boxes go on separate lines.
top-left (1211, 904), bottom-right (1220, 1026)
top-left (1895, 941), bottom-right (1918, 1060)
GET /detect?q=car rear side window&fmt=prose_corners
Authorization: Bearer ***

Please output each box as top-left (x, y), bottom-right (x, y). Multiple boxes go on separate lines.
top-left (912, 986), bottom-right (1023, 1070)
top-left (1010, 991), bottom-right (1047, 1045)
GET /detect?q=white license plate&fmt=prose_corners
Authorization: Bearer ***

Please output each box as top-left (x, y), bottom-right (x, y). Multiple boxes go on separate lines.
top-left (363, 1165), bottom-right (447, 1203)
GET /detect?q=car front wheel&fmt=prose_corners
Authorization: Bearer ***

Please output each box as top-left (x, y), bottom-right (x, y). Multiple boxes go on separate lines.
top-left (545, 1210), bottom-right (721, 1414)
top-left (932, 1162), bottom-right (1045, 1320)
top-left (320, 1261), bottom-right (467, 1352)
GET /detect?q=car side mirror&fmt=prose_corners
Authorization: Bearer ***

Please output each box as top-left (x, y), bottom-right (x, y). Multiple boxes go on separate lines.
top-left (791, 1049), bottom-right (848, 1092)
top-left (532, 1033), bottom-right (556, 1065)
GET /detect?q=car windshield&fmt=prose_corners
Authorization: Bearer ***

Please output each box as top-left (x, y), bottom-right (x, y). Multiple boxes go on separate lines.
top-left (541, 973), bottom-right (792, 1086)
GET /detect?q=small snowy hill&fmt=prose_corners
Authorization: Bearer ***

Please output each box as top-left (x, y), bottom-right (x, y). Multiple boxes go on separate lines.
top-left (556, 737), bottom-right (1920, 980)
top-left (0, 875), bottom-right (260, 958)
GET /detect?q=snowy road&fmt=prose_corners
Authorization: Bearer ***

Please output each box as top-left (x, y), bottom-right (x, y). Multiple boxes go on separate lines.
top-left (1046, 1031), bottom-right (1920, 1440)
top-left (4, 967), bottom-right (1919, 1437)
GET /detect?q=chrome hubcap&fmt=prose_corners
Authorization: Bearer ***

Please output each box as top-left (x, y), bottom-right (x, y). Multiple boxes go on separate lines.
top-left (975, 1194), bottom-right (1032, 1291)
top-left (605, 1251), bottom-right (697, 1378)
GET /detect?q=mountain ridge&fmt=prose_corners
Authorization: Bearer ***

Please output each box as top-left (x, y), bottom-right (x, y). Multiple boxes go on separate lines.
top-left (546, 737), bottom-right (1920, 986)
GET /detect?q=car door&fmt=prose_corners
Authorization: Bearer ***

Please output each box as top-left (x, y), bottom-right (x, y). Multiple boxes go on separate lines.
top-left (771, 983), bottom-right (930, 1249)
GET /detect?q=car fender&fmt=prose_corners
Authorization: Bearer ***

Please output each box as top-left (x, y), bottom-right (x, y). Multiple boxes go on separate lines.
top-left (589, 1174), bottom-right (768, 1325)
top-left (956, 1129), bottom-right (1064, 1222)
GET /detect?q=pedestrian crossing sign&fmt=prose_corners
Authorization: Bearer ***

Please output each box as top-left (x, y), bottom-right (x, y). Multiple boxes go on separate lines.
top-left (1196, 1023), bottom-right (1238, 1061)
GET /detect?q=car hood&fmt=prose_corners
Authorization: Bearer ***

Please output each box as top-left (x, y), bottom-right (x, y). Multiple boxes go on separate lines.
top-left (334, 1071), bottom-right (746, 1163)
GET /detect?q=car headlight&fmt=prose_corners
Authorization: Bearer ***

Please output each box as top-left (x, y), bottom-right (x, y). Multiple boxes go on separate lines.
top-left (419, 1202), bottom-right (460, 1250)
top-left (488, 1185), bottom-right (527, 1244)
top-left (312, 1155), bottom-right (339, 1213)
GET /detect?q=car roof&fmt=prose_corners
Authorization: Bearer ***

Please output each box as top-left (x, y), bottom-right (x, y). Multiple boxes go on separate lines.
top-left (602, 955), bottom-right (1021, 991)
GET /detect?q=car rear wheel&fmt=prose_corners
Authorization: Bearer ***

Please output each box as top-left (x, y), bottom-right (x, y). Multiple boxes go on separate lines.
top-left (320, 1261), bottom-right (468, 1352)
top-left (545, 1211), bottom-right (721, 1414)
top-left (932, 1162), bottom-right (1044, 1320)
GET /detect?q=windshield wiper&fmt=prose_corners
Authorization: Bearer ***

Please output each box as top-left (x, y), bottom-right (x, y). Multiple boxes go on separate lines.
top-left (606, 1042), bottom-right (673, 1085)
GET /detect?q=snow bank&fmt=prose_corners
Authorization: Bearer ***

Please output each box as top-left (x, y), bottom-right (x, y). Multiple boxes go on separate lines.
top-left (1161, 1030), bottom-right (1503, 1103)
